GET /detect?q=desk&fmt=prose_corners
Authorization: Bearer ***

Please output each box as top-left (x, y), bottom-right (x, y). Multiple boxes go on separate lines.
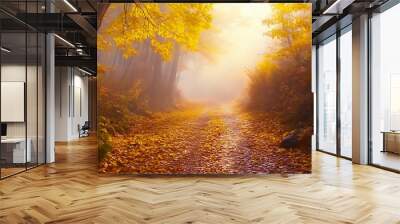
top-left (1, 138), bottom-right (31, 163)
top-left (382, 131), bottom-right (400, 154)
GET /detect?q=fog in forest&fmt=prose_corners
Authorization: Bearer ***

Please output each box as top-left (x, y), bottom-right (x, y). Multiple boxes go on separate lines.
top-left (178, 4), bottom-right (272, 105)
top-left (98, 3), bottom-right (312, 174)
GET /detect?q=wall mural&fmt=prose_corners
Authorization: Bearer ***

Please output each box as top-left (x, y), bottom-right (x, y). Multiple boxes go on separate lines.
top-left (97, 3), bottom-right (312, 174)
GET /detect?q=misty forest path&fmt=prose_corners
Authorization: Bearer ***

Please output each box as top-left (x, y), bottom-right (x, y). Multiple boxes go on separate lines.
top-left (100, 106), bottom-right (311, 174)
top-left (172, 107), bottom-right (253, 174)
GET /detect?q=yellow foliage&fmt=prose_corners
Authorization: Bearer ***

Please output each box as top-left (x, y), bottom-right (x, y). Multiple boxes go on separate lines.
top-left (262, 3), bottom-right (311, 62)
top-left (150, 39), bottom-right (173, 61)
top-left (98, 3), bottom-right (213, 61)
top-left (97, 34), bottom-right (110, 51)
top-left (245, 3), bottom-right (312, 126)
top-left (97, 64), bottom-right (108, 75)
top-left (98, 106), bottom-right (311, 174)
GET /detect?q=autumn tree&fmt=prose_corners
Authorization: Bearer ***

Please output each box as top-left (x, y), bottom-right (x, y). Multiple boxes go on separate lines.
top-left (98, 3), bottom-right (213, 111)
top-left (98, 3), bottom-right (213, 60)
top-left (262, 4), bottom-right (311, 66)
top-left (246, 4), bottom-right (312, 128)
top-left (97, 4), bottom-right (214, 159)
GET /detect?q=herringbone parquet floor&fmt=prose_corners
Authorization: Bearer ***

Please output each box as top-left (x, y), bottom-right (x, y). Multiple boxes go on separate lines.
top-left (1, 137), bottom-right (400, 224)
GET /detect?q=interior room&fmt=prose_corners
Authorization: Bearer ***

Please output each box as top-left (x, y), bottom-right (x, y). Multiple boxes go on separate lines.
top-left (0, 11), bottom-right (46, 178)
top-left (0, 0), bottom-right (400, 223)
top-left (54, 66), bottom-right (91, 142)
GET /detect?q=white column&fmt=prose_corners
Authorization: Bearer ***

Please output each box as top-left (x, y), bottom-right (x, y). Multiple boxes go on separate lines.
top-left (46, 32), bottom-right (55, 163)
top-left (352, 14), bottom-right (369, 164)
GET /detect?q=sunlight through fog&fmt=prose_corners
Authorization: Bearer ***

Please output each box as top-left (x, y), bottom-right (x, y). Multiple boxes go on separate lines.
top-left (177, 4), bottom-right (273, 104)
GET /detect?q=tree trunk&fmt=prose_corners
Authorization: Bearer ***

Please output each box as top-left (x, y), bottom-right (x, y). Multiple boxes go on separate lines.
top-left (165, 45), bottom-right (181, 107)
top-left (148, 53), bottom-right (163, 110)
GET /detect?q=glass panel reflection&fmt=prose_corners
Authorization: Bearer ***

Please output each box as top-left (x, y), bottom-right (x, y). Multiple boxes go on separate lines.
top-left (317, 36), bottom-right (337, 154)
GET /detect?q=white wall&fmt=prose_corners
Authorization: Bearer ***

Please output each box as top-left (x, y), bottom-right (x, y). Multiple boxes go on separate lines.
top-left (55, 67), bottom-right (89, 141)
top-left (72, 73), bottom-right (89, 138)
top-left (55, 67), bottom-right (70, 141)
top-left (1, 65), bottom-right (26, 139)
top-left (1, 65), bottom-right (39, 138)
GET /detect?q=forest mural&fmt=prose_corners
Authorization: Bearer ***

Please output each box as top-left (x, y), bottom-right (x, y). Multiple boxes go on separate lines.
top-left (98, 3), bottom-right (312, 174)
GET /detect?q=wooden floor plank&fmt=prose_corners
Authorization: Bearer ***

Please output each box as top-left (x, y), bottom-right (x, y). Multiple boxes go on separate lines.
top-left (0, 137), bottom-right (399, 223)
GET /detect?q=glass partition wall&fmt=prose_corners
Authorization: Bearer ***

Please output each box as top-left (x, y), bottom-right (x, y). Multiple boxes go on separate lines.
top-left (0, 2), bottom-right (46, 179)
top-left (316, 26), bottom-right (353, 159)
top-left (370, 3), bottom-right (400, 171)
top-left (0, 31), bottom-right (27, 177)
top-left (339, 26), bottom-right (352, 159)
top-left (317, 35), bottom-right (337, 154)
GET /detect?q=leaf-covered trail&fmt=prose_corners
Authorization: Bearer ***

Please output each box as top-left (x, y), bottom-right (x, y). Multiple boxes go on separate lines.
top-left (99, 105), bottom-right (311, 174)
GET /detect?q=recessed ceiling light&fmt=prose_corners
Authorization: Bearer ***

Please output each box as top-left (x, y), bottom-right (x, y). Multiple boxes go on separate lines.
top-left (54, 34), bottom-right (75, 48)
top-left (1, 47), bottom-right (11, 53)
top-left (63, 0), bottom-right (78, 12)
top-left (323, 0), bottom-right (355, 15)
top-left (78, 67), bottom-right (93, 76)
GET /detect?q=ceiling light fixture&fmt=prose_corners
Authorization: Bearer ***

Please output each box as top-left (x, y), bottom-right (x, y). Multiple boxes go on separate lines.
top-left (76, 48), bottom-right (86, 55)
top-left (63, 0), bottom-right (78, 12)
top-left (1, 47), bottom-right (11, 53)
top-left (54, 34), bottom-right (75, 48)
top-left (78, 67), bottom-right (93, 76)
top-left (323, 0), bottom-right (341, 14)
top-left (322, 0), bottom-right (355, 15)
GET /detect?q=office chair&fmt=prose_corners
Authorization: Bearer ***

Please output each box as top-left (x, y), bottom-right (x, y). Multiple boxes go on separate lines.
top-left (79, 121), bottom-right (90, 138)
